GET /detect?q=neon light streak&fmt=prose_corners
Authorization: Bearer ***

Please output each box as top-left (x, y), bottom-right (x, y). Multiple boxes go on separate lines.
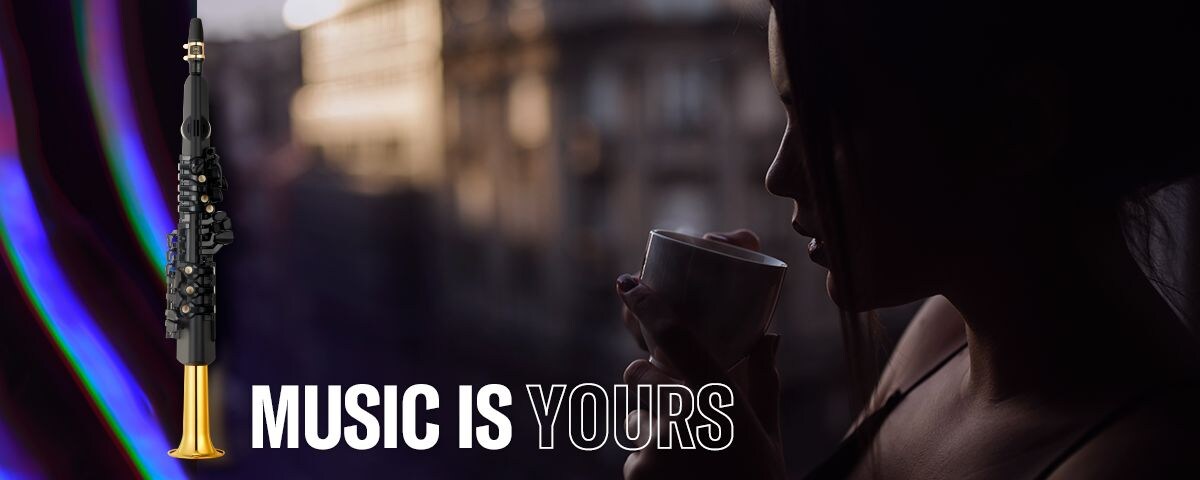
top-left (0, 30), bottom-right (185, 480)
top-left (72, 0), bottom-right (173, 268)
top-left (0, 415), bottom-right (43, 479)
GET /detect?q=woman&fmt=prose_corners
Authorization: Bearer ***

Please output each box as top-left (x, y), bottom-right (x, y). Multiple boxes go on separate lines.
top-left (616, 0), bottom-right (1200, 478)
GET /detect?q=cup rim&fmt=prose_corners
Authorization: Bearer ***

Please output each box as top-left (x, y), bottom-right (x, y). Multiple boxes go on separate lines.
top-left (650, 229), bottom-right (788, 268)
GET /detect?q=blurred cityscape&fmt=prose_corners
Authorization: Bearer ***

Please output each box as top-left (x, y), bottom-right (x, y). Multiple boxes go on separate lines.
top-left (202, 0), bottom-right (917, 477)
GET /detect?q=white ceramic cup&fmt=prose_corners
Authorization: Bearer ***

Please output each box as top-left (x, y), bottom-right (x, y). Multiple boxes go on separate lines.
top-left (638, 229), bottom-right (787, 372)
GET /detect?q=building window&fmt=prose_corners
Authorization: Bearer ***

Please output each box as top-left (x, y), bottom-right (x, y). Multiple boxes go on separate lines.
top-left (586, 64), bottom-right (623, 133)
top-left (507, 71), bottom-right (551, 149)
top-left (650, 62), bottom-right (713, 134)
top-left (450, 0), bottom-right (490, 24)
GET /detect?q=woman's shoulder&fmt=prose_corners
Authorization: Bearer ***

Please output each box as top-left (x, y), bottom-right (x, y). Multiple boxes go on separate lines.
top-left (865, 296), bottom-right (966, 413)
top-left (1047, 383), bottom-right (1200, 478)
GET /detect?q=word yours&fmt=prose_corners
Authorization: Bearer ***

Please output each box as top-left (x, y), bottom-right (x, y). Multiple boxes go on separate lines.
top-left (527, 383), bottom-right (735, 451)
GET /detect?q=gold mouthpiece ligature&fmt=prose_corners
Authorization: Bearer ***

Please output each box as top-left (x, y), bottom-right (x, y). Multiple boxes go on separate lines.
top-left (182, 41), bottom-right (205, 62)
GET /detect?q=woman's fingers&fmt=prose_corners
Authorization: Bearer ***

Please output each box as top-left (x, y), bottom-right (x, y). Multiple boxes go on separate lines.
top-left (616, 276), bottom-right (727, 387)
top-left (622, 307), bottom-right (647, 351)
top-left (624, 450), bottom-right (651, 480)
top-left (615, 270), bottom-right (783, 468)
top-left (623, 408), bottom-right (678, 480)
top-left (622, 408), bottom-right (659, 479)
top-left (615, 226), bottom-right (758, 352)
top-left (623, 409), bottom-right (653, 446)
top-left (616, 274), bottom-right (648, 350)
top-left (624, 359), bottom-right (679, 386)
top-left (703, 229), bottom-right (761, 252)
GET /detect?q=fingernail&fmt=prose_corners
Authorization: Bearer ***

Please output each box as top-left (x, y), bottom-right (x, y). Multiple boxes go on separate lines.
top-left (704, 233), bottom-right (730, 243)
top-left (616, 274), bottom-right (639, 292)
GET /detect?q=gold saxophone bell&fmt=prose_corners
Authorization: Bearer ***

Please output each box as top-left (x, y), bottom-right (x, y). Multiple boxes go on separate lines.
top-left (168, 365), bottom-right (224, 459)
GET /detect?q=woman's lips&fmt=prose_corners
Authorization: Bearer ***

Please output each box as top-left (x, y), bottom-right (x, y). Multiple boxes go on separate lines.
top-left (793, 221), bottom-right (831, 268)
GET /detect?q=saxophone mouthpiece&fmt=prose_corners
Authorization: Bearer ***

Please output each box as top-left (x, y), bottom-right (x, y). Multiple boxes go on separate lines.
top-left (188, 18), bottom-right (204, 43)
top-left (183, 18), bottom-right (205, 62)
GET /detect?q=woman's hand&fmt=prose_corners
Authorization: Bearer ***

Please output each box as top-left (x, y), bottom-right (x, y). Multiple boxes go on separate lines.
top-left (617, 230), bottom-right (763, 350)
top-left (615, 230), bottom-right (785, 479)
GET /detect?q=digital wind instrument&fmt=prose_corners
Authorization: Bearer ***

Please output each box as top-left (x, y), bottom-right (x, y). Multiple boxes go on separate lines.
top-left (165, 17), bottom-right (234, 460)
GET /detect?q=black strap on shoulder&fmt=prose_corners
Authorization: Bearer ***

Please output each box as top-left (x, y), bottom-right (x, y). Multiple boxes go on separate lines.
top-left (1032, 389), bottom-right (1152, 479)
top-left (802, 341), bottom-right (969, 480)
top-left (1034, 380), bottom-right (1200, 479)
top-left (898, 341), bottom-right (969, 396)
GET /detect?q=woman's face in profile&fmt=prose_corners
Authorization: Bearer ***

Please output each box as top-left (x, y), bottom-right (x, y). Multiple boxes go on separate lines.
top-left (763, 7), bottom-right (1023, 311)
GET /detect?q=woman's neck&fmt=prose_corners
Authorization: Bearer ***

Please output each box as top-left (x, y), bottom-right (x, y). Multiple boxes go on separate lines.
top-left (944, 206), bottom-right (1198, 403)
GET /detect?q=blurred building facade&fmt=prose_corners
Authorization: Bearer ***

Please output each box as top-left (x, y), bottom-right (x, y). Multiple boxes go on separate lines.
top-left (291, 0), bottom-right (445, 192)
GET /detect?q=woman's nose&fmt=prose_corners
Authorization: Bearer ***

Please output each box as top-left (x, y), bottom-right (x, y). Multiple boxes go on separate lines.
top-left (765, 135), bottom-right (803, 199)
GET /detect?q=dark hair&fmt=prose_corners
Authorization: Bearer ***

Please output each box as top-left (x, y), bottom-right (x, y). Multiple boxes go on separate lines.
top-left (769, 0), bottom-right (1200, 407)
